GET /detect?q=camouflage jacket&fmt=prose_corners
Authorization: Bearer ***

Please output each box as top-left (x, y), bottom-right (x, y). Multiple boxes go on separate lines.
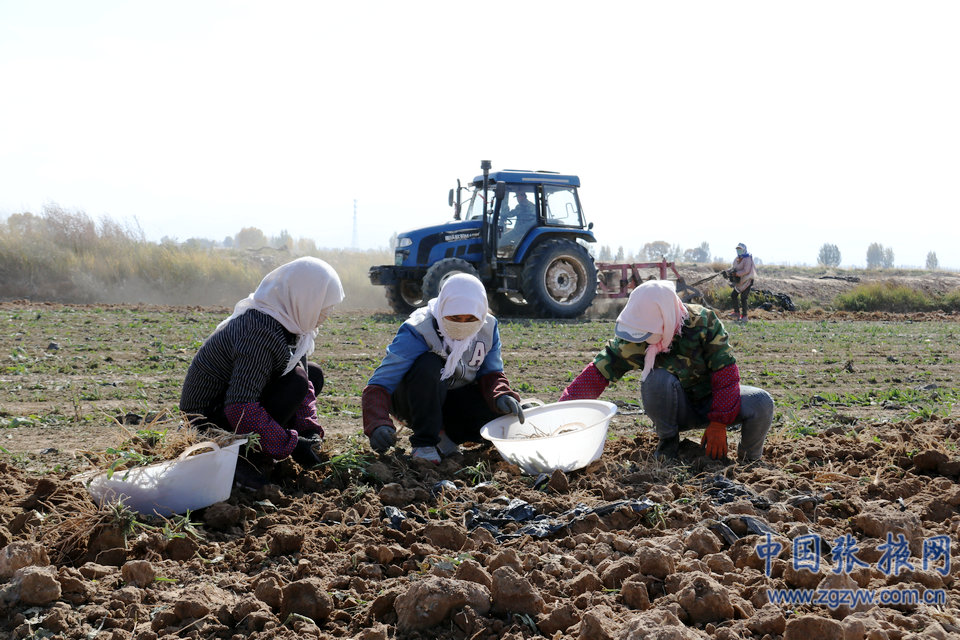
top-left (593, 304), bottom-right (736, 404)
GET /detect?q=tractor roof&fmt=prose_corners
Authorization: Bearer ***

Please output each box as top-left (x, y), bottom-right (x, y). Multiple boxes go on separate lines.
top-left (471, 169), bottom-right (580, 188)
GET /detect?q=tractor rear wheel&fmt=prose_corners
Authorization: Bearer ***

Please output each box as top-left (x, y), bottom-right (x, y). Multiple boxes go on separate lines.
top-left (384, 280), bottom-right (424, 315)
top-left (521, 239), bottom-right (597, 318)
top-left (421, 258), bottom-right (481, 302)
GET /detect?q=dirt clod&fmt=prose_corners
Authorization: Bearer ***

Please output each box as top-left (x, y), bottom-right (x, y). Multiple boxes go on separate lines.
top-left (11, 565), bottom-right (61, 605)
top-left (280, 577), bottom-right (334, 622)
top-left (394, 576), bottom-right (490, 631)
top-left (202, 502), bottom-right (246, 530)
top-left (267, 526), bottom-right (304, 555)
top-left (0, 542), bottom-right (49, 578)
top-left (491, 565), bottom-right (545, 615)
top-left (783, 614), bottom-right (845, 639)
top-left (120, 560), bottom-right (155, 587)
top-left (423, 522), bottom-right (466, 550)
top-left (676, 572), bottom-right (733, 624)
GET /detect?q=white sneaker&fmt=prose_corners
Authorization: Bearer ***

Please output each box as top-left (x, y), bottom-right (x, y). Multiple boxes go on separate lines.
top-left (411, 446), bottom-right (441, 464)
top-left (437, 432), bottom-right (461, 457)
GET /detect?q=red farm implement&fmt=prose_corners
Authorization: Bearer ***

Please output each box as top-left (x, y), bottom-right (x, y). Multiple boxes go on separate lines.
top-left (594, 258), bottom-right (726, 306)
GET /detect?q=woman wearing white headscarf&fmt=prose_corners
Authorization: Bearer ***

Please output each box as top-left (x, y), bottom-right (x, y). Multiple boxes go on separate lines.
top-left (728, 242), bottom-right (757, 320)
top-left (180, 257), bottom-right (344, 481)
top-left (361, 273), bottom-right (523, 464)
top-left (559, 280), bottom-right (773, 462)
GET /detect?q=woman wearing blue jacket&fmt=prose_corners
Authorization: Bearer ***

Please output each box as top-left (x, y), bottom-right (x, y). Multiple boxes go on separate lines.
top-left (361, 274), bottom-right (524, 464)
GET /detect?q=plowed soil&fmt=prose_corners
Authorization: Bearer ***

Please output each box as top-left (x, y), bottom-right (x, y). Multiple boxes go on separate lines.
top-left (1, 272), bottom-right (959, 639)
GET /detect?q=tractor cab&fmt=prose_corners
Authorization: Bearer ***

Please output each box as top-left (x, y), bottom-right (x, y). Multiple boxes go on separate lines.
top-left (454, 170), bottom-right (589, 262)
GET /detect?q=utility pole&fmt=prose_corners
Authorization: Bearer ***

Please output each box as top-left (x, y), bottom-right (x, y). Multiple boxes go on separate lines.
top-left (352, 199), bottom-right (359, 249)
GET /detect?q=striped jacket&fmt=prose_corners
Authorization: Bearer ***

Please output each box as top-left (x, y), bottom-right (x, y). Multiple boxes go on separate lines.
top-left (179, 309), bottom-right (305, 458)
top-left (180, 309), bottom-right (294, 414)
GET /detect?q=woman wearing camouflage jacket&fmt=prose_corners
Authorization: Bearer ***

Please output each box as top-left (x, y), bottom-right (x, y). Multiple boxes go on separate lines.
top-left (559, 280), bottom-right (773, 462)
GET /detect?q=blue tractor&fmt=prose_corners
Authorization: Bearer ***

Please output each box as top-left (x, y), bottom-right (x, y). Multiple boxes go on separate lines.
top-left (369, 160), bottom-right (598, 318)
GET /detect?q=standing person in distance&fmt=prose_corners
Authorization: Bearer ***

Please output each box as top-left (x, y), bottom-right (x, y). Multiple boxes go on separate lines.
top-left (362, 273), bottom-right (525, 464)
top-left (727, 242), bottom-right (757, 321)
top-left (558, 279), bottom-right (774, 463)
top-left (179, 257), bottom-right (344, 487)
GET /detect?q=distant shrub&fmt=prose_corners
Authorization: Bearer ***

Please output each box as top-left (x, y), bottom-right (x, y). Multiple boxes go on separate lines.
top-left (833, 281), bottom-right (935, 312)
top-left (701, 283), bottom-right (729, 309)
top-left (941, 288), bottom-right (960, 312)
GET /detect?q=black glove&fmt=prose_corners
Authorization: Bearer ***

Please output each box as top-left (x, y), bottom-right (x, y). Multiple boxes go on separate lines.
top-left (291, 436), bottom-right (323, 468)
top-left (495, 395), bottom-right (525, 424)
top-left (369, 425), bottom-right (397, 454)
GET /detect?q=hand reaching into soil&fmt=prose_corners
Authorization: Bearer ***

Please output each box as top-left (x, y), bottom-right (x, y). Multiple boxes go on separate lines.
top-left (291, 436), bottom-right (323, 468)
top-left (701, 422), bottom-right (728, 459)
top-left (369, 425), bottom-right (397, 454)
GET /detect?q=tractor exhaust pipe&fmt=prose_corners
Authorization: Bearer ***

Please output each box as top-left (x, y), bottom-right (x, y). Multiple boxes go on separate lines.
top-left (480, 160), bottom-right (492, 271)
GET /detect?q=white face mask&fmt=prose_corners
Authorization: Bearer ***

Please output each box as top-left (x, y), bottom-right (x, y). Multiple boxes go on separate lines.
top-left (441, 318), bottom-right (482, 341)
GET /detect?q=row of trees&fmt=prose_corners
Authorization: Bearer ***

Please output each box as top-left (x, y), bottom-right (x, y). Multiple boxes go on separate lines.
top-left (596, 241), bottom-right (715, 264)
top-left (161, 226), bottom-right (319, 253)
top-left (168, 230), bottom-right (949, 271)
top-left (817, 243), bottom-right (940, 270)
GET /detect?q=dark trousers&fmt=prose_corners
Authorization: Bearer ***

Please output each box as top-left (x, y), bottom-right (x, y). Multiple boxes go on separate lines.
top-left (200, 361), bottom-right (324, 432)
top-left (391, 353), bottom-right (498, 448)
top-left (731, 284), bottom-right (752, 316)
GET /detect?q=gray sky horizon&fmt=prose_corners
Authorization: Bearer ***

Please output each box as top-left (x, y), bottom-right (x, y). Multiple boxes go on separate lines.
top-left (1, 1), bottom-right (957, 269)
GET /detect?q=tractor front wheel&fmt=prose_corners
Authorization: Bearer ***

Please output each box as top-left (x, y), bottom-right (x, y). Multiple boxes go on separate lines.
top-left (384, 279), bottom-right (423, 315)
top-left (521, 239), bottom-right (597, 318)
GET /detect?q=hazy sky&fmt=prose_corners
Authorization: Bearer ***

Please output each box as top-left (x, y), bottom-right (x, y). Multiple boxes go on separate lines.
top-left (2, 1), bottom-right (958, 268)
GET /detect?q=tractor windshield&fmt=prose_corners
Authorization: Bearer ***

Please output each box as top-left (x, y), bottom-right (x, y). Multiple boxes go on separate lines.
top-left (542, 185), bottom-right (586, 228)
top-left (464, 183), bottom-right (586, 231)
top-left (464, 188), bottom-right (487, 220)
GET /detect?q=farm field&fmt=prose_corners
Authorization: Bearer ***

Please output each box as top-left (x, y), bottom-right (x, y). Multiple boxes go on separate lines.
top-left (1, 301), bottom-right (959, 639)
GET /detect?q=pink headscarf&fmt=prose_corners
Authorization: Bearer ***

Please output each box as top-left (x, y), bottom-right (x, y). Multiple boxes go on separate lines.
top-left (615, 280), bottom-right (689, 381)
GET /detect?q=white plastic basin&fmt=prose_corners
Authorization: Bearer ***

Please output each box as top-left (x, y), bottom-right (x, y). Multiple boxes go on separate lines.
top-left (79, 440), bottom-right (244, 516)
top-left (480, 400), bottom-right (618, 475)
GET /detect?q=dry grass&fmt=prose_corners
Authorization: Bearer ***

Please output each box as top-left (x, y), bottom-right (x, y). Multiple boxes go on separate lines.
top-left (0, 205), bottom-right (392, 308)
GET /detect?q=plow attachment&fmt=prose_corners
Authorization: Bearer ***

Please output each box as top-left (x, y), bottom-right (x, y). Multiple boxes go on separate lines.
top-left (595, 259), bottom-right (721, 307)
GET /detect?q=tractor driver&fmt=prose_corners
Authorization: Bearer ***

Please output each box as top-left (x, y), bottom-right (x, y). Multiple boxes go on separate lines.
top-left (499, 187), bottom-right (538, 253)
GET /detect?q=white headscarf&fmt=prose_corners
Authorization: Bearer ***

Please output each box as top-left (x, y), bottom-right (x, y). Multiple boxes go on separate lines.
top-left (217, 257), bottom-right (345, 374)
top-left (615, 280), bottom-right (689, 381)
top-left (424, 273), bottom-right (489, 380)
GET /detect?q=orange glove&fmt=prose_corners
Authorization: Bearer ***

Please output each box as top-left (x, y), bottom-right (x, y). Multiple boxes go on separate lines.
top-left (701, 422), bottom-right (728, 459)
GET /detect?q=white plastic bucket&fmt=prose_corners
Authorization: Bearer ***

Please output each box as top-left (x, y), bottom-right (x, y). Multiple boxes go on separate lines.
top-left (79, 440), bottom-right (244, 516)
top-left (480, 400), bottom-right (618, 475)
